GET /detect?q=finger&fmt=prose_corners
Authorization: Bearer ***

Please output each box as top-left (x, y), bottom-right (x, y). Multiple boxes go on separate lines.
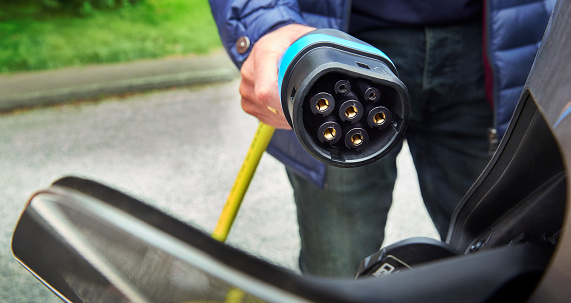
top-left (241, 95), bottom-right (291, 129)
top-left (240, 95), bottom-right (261, 117)
top-left (240, 55), bottom-right (255, 83)
top-left (239, 77), bottom-right (255, 104)
top-left (253, 51), bottom-right (281, 110)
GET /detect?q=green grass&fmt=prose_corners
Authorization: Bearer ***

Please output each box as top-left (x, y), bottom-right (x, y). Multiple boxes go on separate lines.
top-left (0, 0), bottom-right (222, 73)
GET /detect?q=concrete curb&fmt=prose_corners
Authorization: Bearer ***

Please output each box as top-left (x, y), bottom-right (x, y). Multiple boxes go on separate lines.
top-left (0, 50), bottom-right (238, 112)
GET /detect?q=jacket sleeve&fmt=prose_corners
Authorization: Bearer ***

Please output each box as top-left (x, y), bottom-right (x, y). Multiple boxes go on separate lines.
top-left (209, 0), bottom-right (308, 69)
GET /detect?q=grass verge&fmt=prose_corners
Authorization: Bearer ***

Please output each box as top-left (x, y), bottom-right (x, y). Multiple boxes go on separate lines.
top-left (0, 0), bottom-right (222, 73)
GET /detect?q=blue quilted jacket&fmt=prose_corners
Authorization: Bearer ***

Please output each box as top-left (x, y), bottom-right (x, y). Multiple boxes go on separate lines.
top-left (209, 0), bottom-right (554, 188)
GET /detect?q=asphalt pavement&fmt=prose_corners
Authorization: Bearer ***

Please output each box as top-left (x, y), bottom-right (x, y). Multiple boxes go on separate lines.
top-left (0, 51), bottom-right (438, 302)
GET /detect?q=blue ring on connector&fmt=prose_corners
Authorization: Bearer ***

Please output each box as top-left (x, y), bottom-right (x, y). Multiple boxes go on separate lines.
top-left (278, 33), bottom-right (394, 102)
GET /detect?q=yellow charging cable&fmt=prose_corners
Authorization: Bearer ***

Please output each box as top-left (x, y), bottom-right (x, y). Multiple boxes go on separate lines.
top-left (212, 122), bottom-right (275, 242)
top-left (208, 122), bottom-right (274, 303)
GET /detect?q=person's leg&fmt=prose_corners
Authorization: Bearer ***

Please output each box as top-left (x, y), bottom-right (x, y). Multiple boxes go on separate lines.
top-left (287, 141), bottom-right (401, 277)
top-left (406, 20), bottom-right (494, 239)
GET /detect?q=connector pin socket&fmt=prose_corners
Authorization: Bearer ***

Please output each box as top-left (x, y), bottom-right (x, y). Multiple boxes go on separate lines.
top-left (365, 87), bottom-right (381, 102)
top-left (345, 128), bottom-right (369, 150)
top-left (335, 80), bottom-right (351, 95)
top-left (317, 121), bottom-right (342, 145)
top-left (367, 106), bottom-right (392, 129)
top-left (310, 92), bottom-right (335, 116)
top-left (339, 100), bottom-right (364, 123)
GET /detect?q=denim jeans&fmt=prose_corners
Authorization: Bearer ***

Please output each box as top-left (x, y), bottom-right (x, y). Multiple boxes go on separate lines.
top-left (286, 19), bottom-right (493, 278)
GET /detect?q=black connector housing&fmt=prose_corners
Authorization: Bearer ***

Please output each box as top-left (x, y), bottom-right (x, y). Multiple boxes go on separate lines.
top-left (279, 29), bottom-right (410, 167)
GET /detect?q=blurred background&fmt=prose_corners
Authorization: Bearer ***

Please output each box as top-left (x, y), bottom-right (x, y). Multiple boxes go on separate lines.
top-left (0, 1), bottom-right (438, 302)
top-left (0, 0), bottom-right (221, 73)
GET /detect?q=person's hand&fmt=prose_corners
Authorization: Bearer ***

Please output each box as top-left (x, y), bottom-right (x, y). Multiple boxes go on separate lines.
top-left (239, 24), bottom-right (316, 129)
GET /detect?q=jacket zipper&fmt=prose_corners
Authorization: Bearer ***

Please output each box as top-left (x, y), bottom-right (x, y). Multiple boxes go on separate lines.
top-left (484, 0), bottom-right (499, 153)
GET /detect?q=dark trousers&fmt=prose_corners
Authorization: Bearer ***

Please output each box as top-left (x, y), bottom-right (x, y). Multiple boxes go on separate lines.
top-left (287, 19), bottom-right (493, 278)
